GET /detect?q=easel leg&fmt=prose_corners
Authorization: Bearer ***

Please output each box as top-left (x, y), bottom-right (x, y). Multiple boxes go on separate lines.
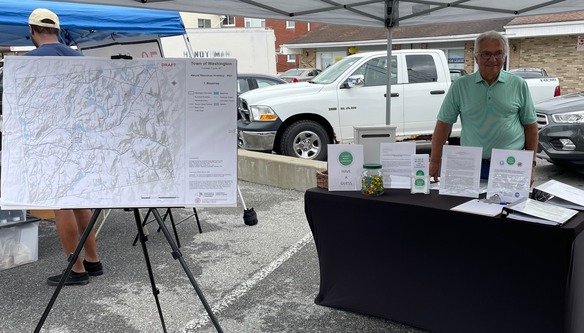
top-left (132, 209), bottom-right (151, 246)
top-left (150, 208), bottom-right (224, 333)
top-left (35, 209), bottom-right (102, 333)
top-left (133, 208), bottom-right (168, 332)
top-left (159, 208), bottom-right (181, 247)
top-left (134, 208), bottom-right (182, 248)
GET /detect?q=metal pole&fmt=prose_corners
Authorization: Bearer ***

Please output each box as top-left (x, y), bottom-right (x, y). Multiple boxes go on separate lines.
top-left (385, 0), bottom-right (397, 125)
top-left (183, 33), bottom-right (195, 58)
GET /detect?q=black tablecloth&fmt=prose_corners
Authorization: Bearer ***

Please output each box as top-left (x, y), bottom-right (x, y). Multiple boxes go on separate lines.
top-left (305, 187), bottom-right (584, 333)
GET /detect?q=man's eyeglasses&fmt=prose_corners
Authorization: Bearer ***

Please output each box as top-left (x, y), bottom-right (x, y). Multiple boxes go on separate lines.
top-left (477, 51), bottom-right (505, 60)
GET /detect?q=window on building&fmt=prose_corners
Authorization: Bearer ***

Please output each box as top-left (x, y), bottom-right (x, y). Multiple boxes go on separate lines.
top-left (222, 15), bottom-right (235, 26)
top-left (198, 19), bottom-right (211, 28)
top-left (245, 18), bottom-right (265, 28)
top-left (287, 54), bottom-right (296, 63)
top-left (444, 48), bottom-right (465, 70)
top-left (286, 21), bottom-right (295, 29)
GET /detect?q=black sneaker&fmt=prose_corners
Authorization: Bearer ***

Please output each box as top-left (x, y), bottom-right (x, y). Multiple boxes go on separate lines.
top-left (83, 260), bottom-right (104, 276)
top-left (47, 270), bottom-right (89, 286)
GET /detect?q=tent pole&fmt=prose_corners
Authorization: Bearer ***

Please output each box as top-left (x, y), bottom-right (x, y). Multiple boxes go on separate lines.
top-left (183, 34), bottom-right (194, 58)
top-left (386, 26), bottom-right (393, 126)
top-left (385, 0), bottom-right (397, 125)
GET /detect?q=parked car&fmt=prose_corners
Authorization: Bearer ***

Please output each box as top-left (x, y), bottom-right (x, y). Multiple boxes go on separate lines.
top-left (508, 67), bottom-right (549, 78)
top-left (449, 68), bottom-right (468, 81)
top-left (535, 92), bottom-right (584, 169)
top-left (277, 68), bottom-right (322, 83)
top-left (237, 73), bottom-right (286, 120)
top-left (237, 73), bottom-right (286, 94)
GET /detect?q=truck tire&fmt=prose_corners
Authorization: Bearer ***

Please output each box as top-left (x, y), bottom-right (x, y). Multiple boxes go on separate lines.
top-left (280, 120), bottom-right (330, 161)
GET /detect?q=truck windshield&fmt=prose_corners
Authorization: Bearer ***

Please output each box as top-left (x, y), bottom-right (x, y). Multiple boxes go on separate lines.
top-left (311, 55), bottom-right (365, 84)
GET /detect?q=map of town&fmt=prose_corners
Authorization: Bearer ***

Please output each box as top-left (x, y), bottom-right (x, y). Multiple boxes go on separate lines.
top-left (1, 57), bottom-right (189, 208)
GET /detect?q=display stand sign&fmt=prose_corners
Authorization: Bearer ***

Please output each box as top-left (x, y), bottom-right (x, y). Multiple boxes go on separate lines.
top-left (327, 144), bottom-right (363, 191)
top-left (486, 148), bottom-right (533, 204)
top-left (379, 142), bottom-right (415, 189)
top-left (439, 145), bottom-right (482, 198)
top-left (1, 56), bottom-right (238, 209)
top-left (411, 154), bottom-right (430, 194)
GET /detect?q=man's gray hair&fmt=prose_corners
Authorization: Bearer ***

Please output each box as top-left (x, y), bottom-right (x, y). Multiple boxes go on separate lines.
top-left (474, 30), bottom-right (508, 55)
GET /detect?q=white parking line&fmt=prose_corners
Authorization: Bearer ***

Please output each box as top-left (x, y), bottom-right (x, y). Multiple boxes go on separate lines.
top-left (183, 232), bottom-right (314, 332)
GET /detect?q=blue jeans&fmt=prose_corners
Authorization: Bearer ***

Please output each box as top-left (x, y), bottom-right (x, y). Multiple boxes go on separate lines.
top-left (481, 160), bottom-right (490, 180)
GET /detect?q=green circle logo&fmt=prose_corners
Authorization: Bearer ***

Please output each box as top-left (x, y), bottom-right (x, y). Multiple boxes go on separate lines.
top-left (338, 151), bottom-right (353, 166)
top-left (506, 156), bottom-right (516, 165)
top-left (416, 170), bottom-right (425, 176)
top-left (415, 178), bottom-right (425, 186)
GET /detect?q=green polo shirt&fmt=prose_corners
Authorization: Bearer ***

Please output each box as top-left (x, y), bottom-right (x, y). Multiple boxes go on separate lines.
top-left (437, 70), bottom-right (536, 159)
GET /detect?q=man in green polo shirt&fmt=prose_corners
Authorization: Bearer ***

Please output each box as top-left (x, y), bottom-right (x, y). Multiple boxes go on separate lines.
top-left (429, 30), bottom-right (538, 185)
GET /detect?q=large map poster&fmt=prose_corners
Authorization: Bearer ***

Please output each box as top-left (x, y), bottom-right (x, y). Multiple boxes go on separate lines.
top-left (1, 56), bottom-right (237, 209)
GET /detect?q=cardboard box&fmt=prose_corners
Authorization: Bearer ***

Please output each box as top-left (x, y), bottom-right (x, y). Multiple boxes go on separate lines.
top-left (28, 210), bottom-right (55, 220)
top-left (0, 221), bottom-right (39, 271)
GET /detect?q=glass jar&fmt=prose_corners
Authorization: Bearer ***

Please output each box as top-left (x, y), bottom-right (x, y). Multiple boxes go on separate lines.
top-left (361, 163), bottom-right (384, 196)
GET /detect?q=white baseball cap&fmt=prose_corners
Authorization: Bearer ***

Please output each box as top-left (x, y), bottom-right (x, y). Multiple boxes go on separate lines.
top-left (29, 8), bottom-right (60, 29)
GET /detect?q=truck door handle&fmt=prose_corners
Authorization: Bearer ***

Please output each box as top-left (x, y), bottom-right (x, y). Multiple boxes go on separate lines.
top-left (430, 90), bottom-right (445, 95)
top-left (384, 93), bottom-right (400, 97)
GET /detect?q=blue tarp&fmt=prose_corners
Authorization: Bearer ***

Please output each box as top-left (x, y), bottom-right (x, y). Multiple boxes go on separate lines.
top-left (0, 0), bottom-right (186, 47)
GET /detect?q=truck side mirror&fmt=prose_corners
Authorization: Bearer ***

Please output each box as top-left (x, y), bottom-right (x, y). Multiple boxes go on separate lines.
top-left (346, 74), bottom-right (364, 88)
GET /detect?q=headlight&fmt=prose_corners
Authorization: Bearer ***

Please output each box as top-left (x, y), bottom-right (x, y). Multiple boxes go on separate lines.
top-left (250, 105), bottom-right (278, 121)
top-left (552, 110), bottom-right (584, 123)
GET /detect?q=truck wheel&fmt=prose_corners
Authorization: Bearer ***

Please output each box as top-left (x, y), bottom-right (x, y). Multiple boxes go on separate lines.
top-left (280, 120), bottom-right (330, 161)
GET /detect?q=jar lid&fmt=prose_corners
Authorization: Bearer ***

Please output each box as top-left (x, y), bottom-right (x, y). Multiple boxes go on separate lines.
top-left (363, 163), bottom-right (382, 169)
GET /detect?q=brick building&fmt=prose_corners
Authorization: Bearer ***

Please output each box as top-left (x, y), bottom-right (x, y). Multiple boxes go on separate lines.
top-left (179, 13), bottom-right (317, 74)
top-left (282, 11), bottom-right (584, 94)
top-left (230, 17), bottom-right (317, 73)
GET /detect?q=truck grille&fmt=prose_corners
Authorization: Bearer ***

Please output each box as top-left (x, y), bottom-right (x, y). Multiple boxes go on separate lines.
top-left (238, 98), bottom-right (251, 121)
top-left (536, 113), bottom-right (548, 129)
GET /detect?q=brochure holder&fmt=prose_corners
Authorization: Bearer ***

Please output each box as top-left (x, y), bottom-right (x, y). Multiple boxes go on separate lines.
top-left (354, 125), bottom-right (396, 164)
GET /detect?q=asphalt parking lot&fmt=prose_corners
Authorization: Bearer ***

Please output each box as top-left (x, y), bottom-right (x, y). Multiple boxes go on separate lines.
top-left (0, 180), bottom-right (427, 333)
top-left (0, 161), bottom-right (581, 333)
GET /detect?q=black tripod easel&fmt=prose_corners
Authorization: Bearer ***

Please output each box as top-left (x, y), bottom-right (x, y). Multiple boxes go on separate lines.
top-left (131, 207), bottom-right (202, 248)
top-left (34, 208), bottom-right (224, 333)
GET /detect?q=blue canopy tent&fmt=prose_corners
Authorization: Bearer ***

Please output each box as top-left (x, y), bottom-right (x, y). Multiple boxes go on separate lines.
top-left (0, 0), bottom-right (186, 47)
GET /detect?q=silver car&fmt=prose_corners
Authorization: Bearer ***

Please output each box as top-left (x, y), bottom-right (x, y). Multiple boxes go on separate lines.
top-left (277, 68), bottom-right (322, 83)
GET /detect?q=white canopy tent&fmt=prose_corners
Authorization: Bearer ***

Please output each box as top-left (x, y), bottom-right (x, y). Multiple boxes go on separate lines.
top-left (45, 0), bottom-right (584, 124)
top-left (41, 1), bottom-right (583, 27)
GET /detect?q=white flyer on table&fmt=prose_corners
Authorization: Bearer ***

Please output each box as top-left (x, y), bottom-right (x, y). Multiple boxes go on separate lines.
top-left (439, 145), bottom-right (482, 198)
top-left (380, 142), bottom-right (415, 189)
top-left (486, 148), bottom-right (533, 204)
top-left (327, 144), bottom-right (363, 191)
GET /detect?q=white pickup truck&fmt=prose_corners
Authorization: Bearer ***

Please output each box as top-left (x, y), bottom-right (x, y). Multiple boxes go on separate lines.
top-left (237, 49), bottom-right (457, 161)
top-left (508, 67), bottom-right (561, 104)
top-left (236, 50), bottom-right (552, 161)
